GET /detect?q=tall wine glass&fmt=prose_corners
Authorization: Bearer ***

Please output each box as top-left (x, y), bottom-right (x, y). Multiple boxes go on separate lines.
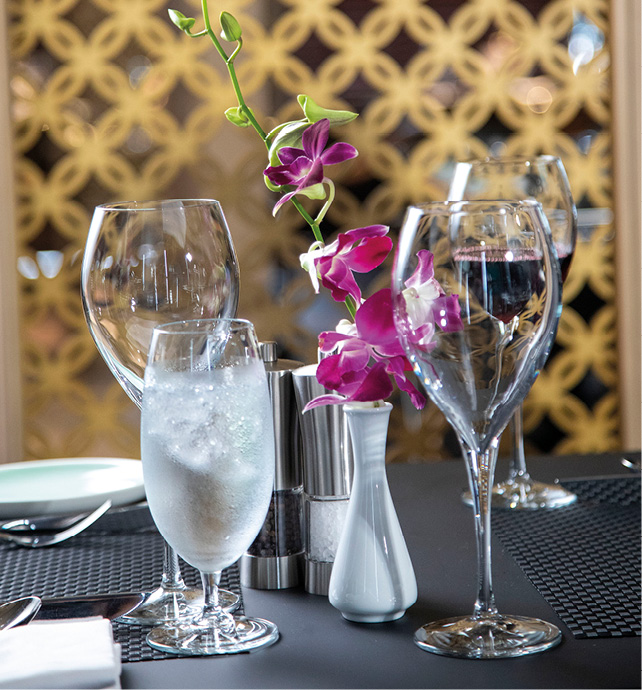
top-left (450, 156), bottom-right (577, 509)
top-left (81, 199), bottom-right (240, 624)
top-left (392, 200), bottom-right (563, 658)
top-left (142, 318), bottom-right (279, 655)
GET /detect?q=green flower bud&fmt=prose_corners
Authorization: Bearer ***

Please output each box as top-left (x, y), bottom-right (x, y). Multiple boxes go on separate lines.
top-left (297, 94), bottom-right (358, 126)
top-left (220, 12), bottom-right (242, 41)
top-left (225, 106), bottom-right (251, 127)
top-left (168, 9), bottom-right (196, 32)
top-left (266, 119), bottom-right (308, 166)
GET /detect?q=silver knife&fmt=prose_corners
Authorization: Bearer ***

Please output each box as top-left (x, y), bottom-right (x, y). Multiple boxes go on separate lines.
top-left (34, 593), bottom-right (145, 621)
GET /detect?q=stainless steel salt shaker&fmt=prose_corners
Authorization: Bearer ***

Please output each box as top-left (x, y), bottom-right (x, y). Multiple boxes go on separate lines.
top-left (292, 364), bottom-right (353, 595)
top-left (240, 342), bottom-right (304, 589)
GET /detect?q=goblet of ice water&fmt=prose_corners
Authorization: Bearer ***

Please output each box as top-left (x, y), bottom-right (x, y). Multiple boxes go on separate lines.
top-left (142, 318), bottom-right (279, 655)
top-left (81, 199), bottom-right (240, 624)
top-left (392, 200), bottom-right (563, 658)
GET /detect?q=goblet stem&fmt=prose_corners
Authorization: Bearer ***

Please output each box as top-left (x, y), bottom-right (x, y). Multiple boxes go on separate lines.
top-left (488, 407), bottom-right (577, 510)
top-left (202, 571), bottom-right (221, 616)
top-left (509, 407), bottom-right (529, 480)
top-left (415, 435), bottom-right (561, 658)
top-left (146, 567), bottom-right (278, 655)
top-left (463, 441), bottom-right (499, 618)
top-left (201, 572), bottom-right (237, 639)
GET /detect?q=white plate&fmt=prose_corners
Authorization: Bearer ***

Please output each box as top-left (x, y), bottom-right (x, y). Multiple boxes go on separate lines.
top-left (0, 458), bottom-right (145, 518)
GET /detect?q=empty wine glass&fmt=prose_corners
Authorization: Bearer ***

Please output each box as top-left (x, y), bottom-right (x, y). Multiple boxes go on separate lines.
top-left (81, 199), bottom-right (240, 624)
top-left (142, 318), bottom-right (279, 655)
top-left (392, 200), bottom-right (563, 658)
top-left (450, 156), bottom-right (577, 509)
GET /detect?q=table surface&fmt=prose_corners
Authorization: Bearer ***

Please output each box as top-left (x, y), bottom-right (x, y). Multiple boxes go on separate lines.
top-left (122, 452), bottom-right (641, 689)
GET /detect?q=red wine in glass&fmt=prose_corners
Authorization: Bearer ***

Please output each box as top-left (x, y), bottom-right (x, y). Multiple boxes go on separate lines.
top-left (454, 246), bottom-right (546, 324)
top-left (556, 243), bottom-right (574, 283)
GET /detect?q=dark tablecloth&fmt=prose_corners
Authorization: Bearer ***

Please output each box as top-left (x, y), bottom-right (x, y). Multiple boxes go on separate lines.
top-left (119, 451), bottom-right (641, 689)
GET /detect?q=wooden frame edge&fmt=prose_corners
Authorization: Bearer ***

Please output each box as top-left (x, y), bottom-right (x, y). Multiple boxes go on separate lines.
top-left (0, 8), bottom-right (23, 463)
top-left (611, 0), bottom-right (642, 450)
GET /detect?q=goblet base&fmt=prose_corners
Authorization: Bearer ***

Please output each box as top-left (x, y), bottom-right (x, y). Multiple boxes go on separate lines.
top-left (146, 616), bottom-right (279, 655)
top-left (462, 478), bottom-right (577, 510)
top-left (415, 614), bottom-right (561, 659)
top-left (117, 586), bottom-right (239, 626)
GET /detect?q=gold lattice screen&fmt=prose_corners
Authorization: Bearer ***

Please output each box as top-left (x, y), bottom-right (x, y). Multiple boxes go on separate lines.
top-left (7, 0), bottom-right (619, 462)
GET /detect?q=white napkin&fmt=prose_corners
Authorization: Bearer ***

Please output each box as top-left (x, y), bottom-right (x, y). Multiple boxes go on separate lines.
top-left (0, 617), bottom-right (121, 689)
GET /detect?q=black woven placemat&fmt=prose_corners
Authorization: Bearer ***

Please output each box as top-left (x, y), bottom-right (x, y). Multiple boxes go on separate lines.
top-left (0, 504), bottom-right (243, 662)
top-left (493, 475), bottom-right (641, 639)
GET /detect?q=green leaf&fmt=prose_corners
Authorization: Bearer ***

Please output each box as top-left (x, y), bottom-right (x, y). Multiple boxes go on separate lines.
top-left (224, 106), bottom-right (251, 127)
top-left (168, 9), bottom-right (196, 32)
top-left (220, 11), bottom-right (242, 41)
top-left (297, 94), bottom-right (358, 126)
top-left (298, 183), bottom-right (326, 201)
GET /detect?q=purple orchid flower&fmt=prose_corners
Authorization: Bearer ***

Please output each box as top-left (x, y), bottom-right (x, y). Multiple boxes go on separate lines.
top-left (304, 289), bottom-right (426, 411)
top-left (264, 118), bottom-right (357, 214)
top-left (313, 225), bottom-right (392, 302)
top-left (354, 288), bottom-right (427, 408)
top-left (304, 249), bottom-right (463, 411)
top-left (401, 250), bottom-right (462, 348)
top-left (304, 360), bottom-right (394, 410)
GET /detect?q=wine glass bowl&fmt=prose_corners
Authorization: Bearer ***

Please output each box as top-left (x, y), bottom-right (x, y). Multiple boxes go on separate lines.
top-left (392, 200), bottom-right (563, 658)
top-left (449, 155), bottom-right (577, 265)
top-left (142, 318), bottom-right (279, 655)
top-left (82, 199), bottom-right (239, 407)
top-left (449, 156), bottom-right (578, 509)
top-left (81, 199), bottom-right (241, 624)
top-left (396, 201), bottom-right (561, 449)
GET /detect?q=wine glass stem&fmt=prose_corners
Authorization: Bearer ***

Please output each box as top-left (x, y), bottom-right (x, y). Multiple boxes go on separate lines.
top-left (509, 406), bottom-right (531, 481)
top-left (160, 542), bottom-right (186, 591)
top-left (202, 572), bottom-right (222, 615)
top-left (464, 443), bottom-right (499, 618)
top-left (201, 572), bottom-right (236, 635)
top-left (136, 399), bottom-right (190, 596)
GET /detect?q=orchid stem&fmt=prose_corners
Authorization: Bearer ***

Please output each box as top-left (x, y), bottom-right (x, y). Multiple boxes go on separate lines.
top-left (292, 200), bottom-right (323, 243)
top-left (200, 0), bottom-right (268, 143)
top-left (196, 0), bottom-right (351, 317)
top-left (345, 295), bottom-right (357, 319)
top-left (198, 0), bottom-right (324, 246)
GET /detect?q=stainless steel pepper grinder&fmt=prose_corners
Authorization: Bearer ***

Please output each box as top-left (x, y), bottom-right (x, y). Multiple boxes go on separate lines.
top-left (292, 363), bottom-right (353, 596)
top-left (240, 342), bottom-right (304, 589)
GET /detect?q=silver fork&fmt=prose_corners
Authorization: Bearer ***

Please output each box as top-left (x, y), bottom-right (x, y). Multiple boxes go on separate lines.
top-left (0, 500), bottom-right (112, 547)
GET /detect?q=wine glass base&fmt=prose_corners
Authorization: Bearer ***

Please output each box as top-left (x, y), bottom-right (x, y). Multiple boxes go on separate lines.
top-left (462, 478), bottom-right (577, 510)
top-left (117, 587), bottom-right (239, 626)
top-left (146, 616), bottom-right (279, 655)
top-left (415, 614), bottom-right (561, 659)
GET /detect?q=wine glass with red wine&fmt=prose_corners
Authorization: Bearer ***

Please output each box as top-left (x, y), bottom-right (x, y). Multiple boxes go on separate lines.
top-left (392, 200), bottom-right (563, 658)
top-left (449, 155), bottom-right (578, 509)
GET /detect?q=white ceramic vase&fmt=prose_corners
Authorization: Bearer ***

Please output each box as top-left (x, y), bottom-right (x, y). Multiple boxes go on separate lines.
top-left (328, 402), bottom-right (417, 622)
